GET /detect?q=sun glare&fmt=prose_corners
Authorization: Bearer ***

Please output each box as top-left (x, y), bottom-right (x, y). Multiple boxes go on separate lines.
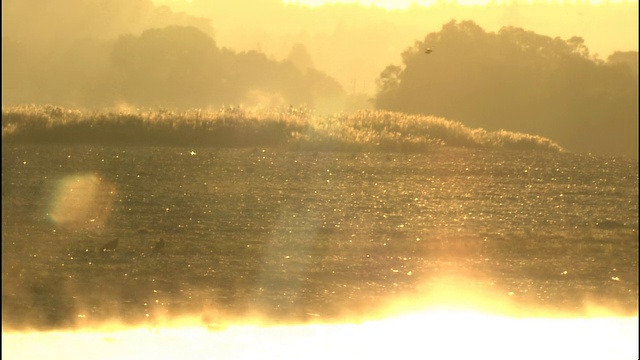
top-left (3, 277), bottom-right (638, 359)
top-left (3, 310), bottom-right (637, 359)
top-left (150, 0), bottom-right (638, 7)
top-left (281, 0), bottom-right (638, 9)
top-left (282, 0), bottom-right (437, 9)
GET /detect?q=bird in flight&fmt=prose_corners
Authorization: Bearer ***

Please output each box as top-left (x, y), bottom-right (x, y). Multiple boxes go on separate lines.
top-left (425, 48), bottom-right (433, 55)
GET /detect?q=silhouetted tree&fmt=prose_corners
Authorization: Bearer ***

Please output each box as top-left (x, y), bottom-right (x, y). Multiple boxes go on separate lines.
top-left (2, 0), bottom-right (213, 108)
top-left (607, 51), bottom-right (638, 76)
top-left (374, 20), bottom-right (638, 159)
top-left (226, 49), bottom-right (345, 111)
top-left (111, 26), bottom-right (222, 108)
top-left (108, 25), bottom-right (346, 110)
top-left (286, 43), bottom-right (315, 73)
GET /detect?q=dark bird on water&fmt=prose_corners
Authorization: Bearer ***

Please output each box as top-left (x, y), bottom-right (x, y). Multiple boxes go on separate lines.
top-left (425, 48), bottom-right (433, 54)
top-left (102, 238), bottom-right (119, 252)
top-left (152, 238), bottom-right (165, 254)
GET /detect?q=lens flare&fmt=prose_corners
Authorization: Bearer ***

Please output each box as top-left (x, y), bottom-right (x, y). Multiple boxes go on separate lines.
top-left (48, 173), bottom-right (116, 231)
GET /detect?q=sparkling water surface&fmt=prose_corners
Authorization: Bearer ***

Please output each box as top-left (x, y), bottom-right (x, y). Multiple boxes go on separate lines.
top-left (2, 145), bottom-right (637, 328)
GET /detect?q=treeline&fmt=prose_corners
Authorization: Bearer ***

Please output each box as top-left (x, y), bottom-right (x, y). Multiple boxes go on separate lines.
top-left (162, 0), bottom-right (639, 95)
top-left (2, 105), bottom-right (563, 153)
top-left (374, 20), bottom-right (638, 159)
top-left (2, 1), bottom-right (636, 157)
top-left (4, 0), bottom-right (637, 101)
top-left (2, 25), bottom-right (346, 113)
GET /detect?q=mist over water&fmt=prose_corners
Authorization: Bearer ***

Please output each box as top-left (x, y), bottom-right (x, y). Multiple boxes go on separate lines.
top-left (2, 140), bottom-right (638, 357)
top-left (2, 143), bottom-right (637, 330)
top-left (2, 1), bottom-right (638, 358)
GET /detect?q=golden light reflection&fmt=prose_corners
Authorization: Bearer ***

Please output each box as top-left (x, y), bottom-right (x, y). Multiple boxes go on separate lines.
top-left (48, 173), bottom-right (116, 231)
top-left (3, 277), bottom-right (638, 359)
top-left (3, 311), bottom-right (637, 359)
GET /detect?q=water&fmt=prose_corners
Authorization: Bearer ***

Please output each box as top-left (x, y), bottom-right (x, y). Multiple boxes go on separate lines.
top-left (1, 145), bottom-right (638, 329)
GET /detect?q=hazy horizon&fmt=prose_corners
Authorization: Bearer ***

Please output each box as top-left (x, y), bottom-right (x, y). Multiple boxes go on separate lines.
top-left (2, 2), bottom-right (638, 358)
top-left (4, 0), bottom-right (638, 95)
top-left (2, 0), bottom-right (638, 157)
top-left (150, 0), bottom-right (638, 94)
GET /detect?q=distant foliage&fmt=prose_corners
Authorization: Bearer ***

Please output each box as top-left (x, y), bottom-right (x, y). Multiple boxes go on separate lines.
top-left (111, 26), bottom-right (223, 108)
top-left (2, 25), bottom-right (346, 113)
top-left (2, 105), bottom-right (563, 153)
top-left (375, 20), bottom-right (638, 159)
top-left (607, 51), bottom-right (638, 77)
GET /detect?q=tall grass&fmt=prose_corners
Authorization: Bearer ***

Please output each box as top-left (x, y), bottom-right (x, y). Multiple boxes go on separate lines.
top-left (2, 105), bottom-right (564, 152)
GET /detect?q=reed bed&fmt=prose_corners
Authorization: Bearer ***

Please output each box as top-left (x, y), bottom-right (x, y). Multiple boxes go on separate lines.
top-left (2, 105), bottom-right (564, 152)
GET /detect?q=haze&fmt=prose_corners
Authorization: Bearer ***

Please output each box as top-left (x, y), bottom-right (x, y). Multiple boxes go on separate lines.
top-left (151, 0), bottom-right (638, 94)
top-left (2, 2), bottom-right (638, 357)
top-left (2, 0), bottom-right (638, 157)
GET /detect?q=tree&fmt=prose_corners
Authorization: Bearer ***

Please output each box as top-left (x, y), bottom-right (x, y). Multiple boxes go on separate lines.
top-left (607, 51), bottom-right (638, 76)
top-left (111, 26), bottom-right (221, 108)
top-left (109, 26), bottom-right (346, 110)
top-left (373, 20), bottom-right (638, 159)
top-left (286, 43), bottom-right (315, 73)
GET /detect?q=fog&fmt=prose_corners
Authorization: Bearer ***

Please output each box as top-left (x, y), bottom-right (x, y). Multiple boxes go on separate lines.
top-left (153, 0), bottom-right (638, 94)
top-left (2, 3), bottom-right (638, 354)
top-left (2, 0), bottom-right (638, 157)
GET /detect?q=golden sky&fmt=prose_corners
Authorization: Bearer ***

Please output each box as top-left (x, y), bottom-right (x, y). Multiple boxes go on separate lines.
top-left (155, 0), bottom-right (639, 9)
top-left (254, 0), bottom-right (637, 9)
top-left (282, 0), bottom-right (438, 9)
